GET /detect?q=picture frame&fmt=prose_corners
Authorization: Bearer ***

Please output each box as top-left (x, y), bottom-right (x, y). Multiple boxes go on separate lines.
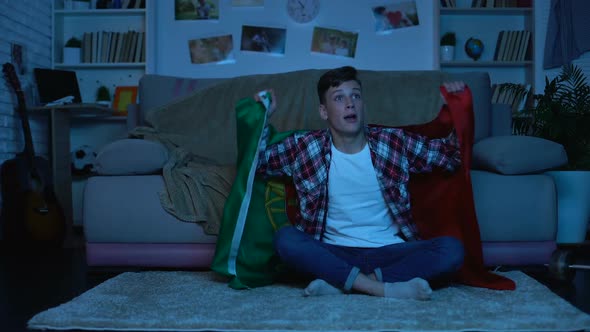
top-left (113, 86), bottom-right (138, 115)
top-left (175, 0), bottom-right (219, 20)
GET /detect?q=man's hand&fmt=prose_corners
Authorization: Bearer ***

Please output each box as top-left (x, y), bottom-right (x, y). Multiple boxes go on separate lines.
top-left (441, 81), bottom-right (466, 104)
top-left (254, 89), bottom-right (277, 117)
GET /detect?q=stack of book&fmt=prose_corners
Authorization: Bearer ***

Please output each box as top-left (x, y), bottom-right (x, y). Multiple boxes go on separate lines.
top-left (442, 0), bottom-right (531, 8)
top-left (470, 0), bottom-right (531, 7)
top-left (493, 30), bottom-right (531, 62)
top-left (491, 83), bottom-right (530, 113)
top-left (81, 30), bottom-right (145, 64)
top-left (440, 0), bottom-right (457, 7)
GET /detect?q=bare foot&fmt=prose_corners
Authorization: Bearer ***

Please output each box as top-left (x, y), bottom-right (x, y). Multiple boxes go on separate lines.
top-left (303, 279), bottom-right (343, 297)
top-left (384, 278), bottom-right (432, 300)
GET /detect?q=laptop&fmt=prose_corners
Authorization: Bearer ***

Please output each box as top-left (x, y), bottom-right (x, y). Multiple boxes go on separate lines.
top-left (33, 68), bottom-right (83, 105)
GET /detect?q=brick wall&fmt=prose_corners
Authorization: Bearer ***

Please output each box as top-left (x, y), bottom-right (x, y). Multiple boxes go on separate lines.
top-left (0, 0), bottom-right (52, 218)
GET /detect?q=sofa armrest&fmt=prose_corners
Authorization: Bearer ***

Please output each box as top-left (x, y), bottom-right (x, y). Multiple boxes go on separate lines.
top-left (472, 135), bottom-right (568, 175)
top-left (490, 103), bottom-right (513, 137)
top-left (95, 138), bottom-right (168, 176)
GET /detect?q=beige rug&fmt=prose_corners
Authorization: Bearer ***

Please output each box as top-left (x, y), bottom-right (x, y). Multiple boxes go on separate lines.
top-left (28, 271), bottom-right (590, 332)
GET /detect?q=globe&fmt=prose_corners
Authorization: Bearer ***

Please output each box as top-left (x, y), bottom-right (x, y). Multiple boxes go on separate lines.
top-left (465, 38), bottom-right (484, 61)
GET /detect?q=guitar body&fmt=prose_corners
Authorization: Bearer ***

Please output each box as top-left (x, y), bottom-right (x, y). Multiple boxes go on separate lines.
top-left (1, 62), bottom-right (66, 248)
top-left (1, 155), bottom-right (65, 247)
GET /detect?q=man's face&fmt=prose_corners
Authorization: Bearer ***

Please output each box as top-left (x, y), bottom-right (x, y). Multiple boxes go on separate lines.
top-left (319, 80), bottom-right (364, 139)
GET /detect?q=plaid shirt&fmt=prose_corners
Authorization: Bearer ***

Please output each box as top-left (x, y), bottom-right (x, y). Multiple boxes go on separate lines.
top-left (257, 126), bottom-right (461, 242)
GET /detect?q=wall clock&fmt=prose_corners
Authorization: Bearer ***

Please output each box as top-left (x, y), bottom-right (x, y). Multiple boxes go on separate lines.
top-left (286, 0), bottom-right (320, 24)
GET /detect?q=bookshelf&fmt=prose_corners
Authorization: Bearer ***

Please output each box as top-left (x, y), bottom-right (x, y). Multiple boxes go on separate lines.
top-left (438, 0), bottom-right (535, 110)
top-left (50, 0), bottom-right (154, 227)
top-left (52, 0), bottom-right (153, 104)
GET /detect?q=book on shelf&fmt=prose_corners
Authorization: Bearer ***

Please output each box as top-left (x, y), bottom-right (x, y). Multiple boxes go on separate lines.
top-left (492, 30), bottom-right (531, 62)
top-left (76, 30), bottom-right (145, 64)
top-left (493, 0), bottom-right (531, 7)
top-left (440, 0), bottom-right (456, 8)
top-left (491, 83), bottom-right (531, 113)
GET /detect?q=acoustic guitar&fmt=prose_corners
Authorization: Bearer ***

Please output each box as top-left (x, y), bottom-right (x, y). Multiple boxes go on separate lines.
top-left (1, 63), bottom-right (65, 248)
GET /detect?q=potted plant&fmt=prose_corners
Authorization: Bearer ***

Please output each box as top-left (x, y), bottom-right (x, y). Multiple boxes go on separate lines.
top-left (440, 32), bottom-right (456, 62)
top-left (96, 85), bottom-right (111, 107)
top-left (505, 64), bottom-right (590, 170)
top-left (63, 37), bottom-right (82, 64)
top-left (504, 64), bottom-right (590, 243)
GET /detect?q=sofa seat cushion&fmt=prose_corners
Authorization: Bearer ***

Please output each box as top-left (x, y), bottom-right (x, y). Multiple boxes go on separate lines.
top-left (471, 170), bottom-right (557, 242)
top-left (472, 135), bottom-right (568, 175)
top-left (84, 175), bottom-right (217, 244)
top-left (95, 138), bottom-right (168, 175)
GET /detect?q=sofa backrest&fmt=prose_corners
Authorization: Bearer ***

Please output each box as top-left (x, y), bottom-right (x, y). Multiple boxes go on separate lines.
top-left (443, 71), bottom-right (492, 142)
top-left (134, 70), bottom-right (493, 164)
top-left (135, 74), bottom-right (227, 127)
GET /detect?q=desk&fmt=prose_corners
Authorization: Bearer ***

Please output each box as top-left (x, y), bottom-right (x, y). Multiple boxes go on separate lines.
top-left (29, 104), bottom-right (124, 246)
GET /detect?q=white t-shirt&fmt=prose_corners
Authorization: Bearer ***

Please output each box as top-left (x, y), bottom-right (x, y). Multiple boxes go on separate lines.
top-left (323, 143), bottom-right (404, 247)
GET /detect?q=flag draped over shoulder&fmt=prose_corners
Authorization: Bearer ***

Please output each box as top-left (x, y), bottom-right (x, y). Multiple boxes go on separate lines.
top-left (212, 87), bottom-right (515, 291)
top-left (210, 96), bottom-right (297, 289)
top-left (401, 87), bottom-right (515, 290)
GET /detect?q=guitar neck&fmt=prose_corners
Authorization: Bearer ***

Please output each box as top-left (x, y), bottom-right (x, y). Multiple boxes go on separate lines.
top-left (3, 62), bottom-right (37, 163)
top-left (18, 100), bottom-right (36, 160)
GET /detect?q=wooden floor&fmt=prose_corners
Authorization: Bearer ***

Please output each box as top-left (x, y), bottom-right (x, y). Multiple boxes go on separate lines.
top-left (1, 241), bottom-right (589, 332)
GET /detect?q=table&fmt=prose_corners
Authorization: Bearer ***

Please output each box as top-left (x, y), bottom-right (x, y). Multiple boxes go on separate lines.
top-left (29, 103), bottom-right (124, 247)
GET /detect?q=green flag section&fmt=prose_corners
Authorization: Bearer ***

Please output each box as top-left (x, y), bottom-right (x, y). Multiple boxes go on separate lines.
top-left (211, 96), bottom-right (297, 289)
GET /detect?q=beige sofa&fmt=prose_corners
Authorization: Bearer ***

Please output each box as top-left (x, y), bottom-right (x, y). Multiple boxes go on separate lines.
top-left (83, 69), bottom-right (567, 269)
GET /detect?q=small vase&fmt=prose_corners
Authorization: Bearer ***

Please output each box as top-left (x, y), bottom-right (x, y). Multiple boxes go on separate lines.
top-left (545, 170), bottom-right (590, 244)
top-left (63, 47), bottom-right (81, 64)
top-left (440, 45), bottom-right (455, 62)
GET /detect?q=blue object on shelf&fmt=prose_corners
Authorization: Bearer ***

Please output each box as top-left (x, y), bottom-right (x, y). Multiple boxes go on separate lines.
top-left (465, 37), bottom-right (484, 61)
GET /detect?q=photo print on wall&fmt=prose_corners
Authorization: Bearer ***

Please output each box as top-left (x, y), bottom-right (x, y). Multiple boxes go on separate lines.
top-left (311, 27), bottom-right (358, 58)
top-left (372, 1), bottom-right (419, 35)
top-left (188, 34), bottom-right (235, 64)
top-left (240, 25), bottom-right (287, 55)
top-left (175, 0), bottom-right (219, 20)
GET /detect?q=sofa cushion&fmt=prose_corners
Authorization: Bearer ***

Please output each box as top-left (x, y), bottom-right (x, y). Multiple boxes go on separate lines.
top-left (472, 135), bottom-right (568, 175)
top-left (95, 139), bottom-right (168, 175)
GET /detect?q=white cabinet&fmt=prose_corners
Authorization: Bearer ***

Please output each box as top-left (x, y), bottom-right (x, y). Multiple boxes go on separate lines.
top-left (438, 4), bottom-right (535, 90)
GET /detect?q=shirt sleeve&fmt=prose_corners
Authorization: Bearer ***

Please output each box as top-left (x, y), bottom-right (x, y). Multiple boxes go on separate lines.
top-left (403, 129), bottom-right (461, 173)
top-left (256, 132), bottom-right (299, 177)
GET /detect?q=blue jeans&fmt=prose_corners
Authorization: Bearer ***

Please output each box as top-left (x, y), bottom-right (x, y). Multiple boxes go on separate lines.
top-left (273, 226), bottom-right (464, 292)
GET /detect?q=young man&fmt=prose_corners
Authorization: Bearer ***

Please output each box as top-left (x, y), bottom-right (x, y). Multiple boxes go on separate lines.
top-left (255, 66), bottom-right (465, 300)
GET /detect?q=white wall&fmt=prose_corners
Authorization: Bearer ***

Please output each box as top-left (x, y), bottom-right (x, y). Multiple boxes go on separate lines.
top-left (0, 0), bottom-right (52, 220)
top-left (153, 0), bottom-right (437, 78)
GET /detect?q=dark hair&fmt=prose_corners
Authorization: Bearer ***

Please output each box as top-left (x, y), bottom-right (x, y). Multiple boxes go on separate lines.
top-left (317, 66), bottom-right (362, 104)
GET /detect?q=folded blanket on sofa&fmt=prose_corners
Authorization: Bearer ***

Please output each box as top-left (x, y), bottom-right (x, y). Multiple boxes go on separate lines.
top-left (212, 86), bottom-right (515, 291)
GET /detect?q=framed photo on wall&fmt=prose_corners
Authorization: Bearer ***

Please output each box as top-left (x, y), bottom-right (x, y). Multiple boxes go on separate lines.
top-left (175, 0), bottom-right (219, 20)
top-left (188, 34), bottom-right (235, 64)
top-left (240, 25), bottom-right (286, 55)
top-left (311, 27), bottom-right (358, 58)
top-left (113, 86), bottom-right (138, 115)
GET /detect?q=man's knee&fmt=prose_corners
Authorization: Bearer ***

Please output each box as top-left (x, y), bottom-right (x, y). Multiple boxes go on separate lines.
top-left (439, 236), bottom-right (465, 270)
top-left (273, 226), bottom-right (302, 257)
